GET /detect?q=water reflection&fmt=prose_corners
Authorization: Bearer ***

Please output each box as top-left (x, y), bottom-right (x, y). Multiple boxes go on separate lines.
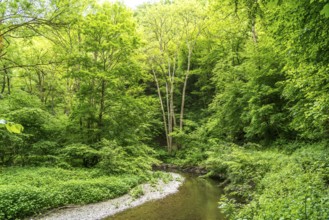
top-left (105, 175), bottom-right (226, 220)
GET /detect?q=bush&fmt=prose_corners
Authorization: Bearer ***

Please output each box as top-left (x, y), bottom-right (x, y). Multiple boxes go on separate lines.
top-left (204, 142), bottom-right (329, 219)
top-left (96, 139), bottom-right (159, 176)
top-left (0, 186), bottom-right (48, 220)
top-left (60, 143), bottom-right (101, 167)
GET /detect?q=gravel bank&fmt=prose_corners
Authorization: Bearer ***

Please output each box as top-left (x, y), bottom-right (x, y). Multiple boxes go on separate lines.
top-left (34, 173), bottom-right (184, 220)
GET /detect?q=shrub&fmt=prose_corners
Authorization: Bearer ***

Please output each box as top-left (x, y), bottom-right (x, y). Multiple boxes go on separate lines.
top-left (96, 139), bottom-right (159, 176)
top-left (60, 143), bottom-right (101, 167)
top-left (204, 142), bottom-right (329, 219)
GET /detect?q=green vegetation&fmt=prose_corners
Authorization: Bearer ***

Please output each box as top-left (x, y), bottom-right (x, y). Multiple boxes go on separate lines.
top-left (205, 142), bottom-right (329, 219)
top-left (1, 0), bottom-right (329, 219)
top-left (0, 167), bottom-right (142, 219)
top-left (130, 185), bottom-right (145, 199)
top-left (0, 168), bottom-right (175, 220)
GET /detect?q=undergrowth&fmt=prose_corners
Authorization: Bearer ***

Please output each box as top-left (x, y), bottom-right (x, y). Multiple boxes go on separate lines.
top-left (204, 142), bottom-right (329, 219)
top-left (0, 167), bottom-right (142, 220)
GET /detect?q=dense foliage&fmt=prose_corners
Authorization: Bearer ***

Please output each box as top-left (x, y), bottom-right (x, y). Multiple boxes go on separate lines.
top-left (0, 167), bottom-right (143, 219)
top-left (0, 0), bottom-right (158, 169)
top-left (1, 0), bottom-right (329, 219)
top-left (205, 142), bottom-right (329, 219)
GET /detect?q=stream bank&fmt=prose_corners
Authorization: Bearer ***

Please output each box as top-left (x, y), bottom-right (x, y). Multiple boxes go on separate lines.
top-left (106, 174), bottom-right (226, 220)
top-left (153, 163), bottom-right (225, 180)
top-left (35, 173), bottom-right (183, 220)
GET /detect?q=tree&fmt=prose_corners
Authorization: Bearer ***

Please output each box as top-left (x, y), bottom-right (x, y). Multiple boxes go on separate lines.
top-left (138, 1), bottom-right (181, 151)
top-left (177, 0), bottom-right (208, 131)
top-left (0, 0), bottom-right (69, 94)
top-left (265, 0), bottom-right (329, 140)
top-left (67, 2), bottom-right (155, 145)
top-left (138, 0), bottom-right (208, 151)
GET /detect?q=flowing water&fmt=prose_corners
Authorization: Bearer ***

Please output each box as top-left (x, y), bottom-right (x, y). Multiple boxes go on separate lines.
top-left (105, 175), bottom-right (226, 220)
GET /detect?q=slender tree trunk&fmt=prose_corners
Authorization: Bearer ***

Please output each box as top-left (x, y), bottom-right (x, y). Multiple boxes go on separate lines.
top-left (1, 65), bottom-right (10, 94)
top-left (171, 59), bottom-right (177, 127)
top-left (0, 39), bottom-right (3, 94)
top-left (37, 71), bottom-right (45, 103)
top-left (167, 61), bottom-right (174, 151)
top-left (166, 81), bottom-right (173, 151)
top-left (251, 0), bottom-right (258, 43)
top-left (152, 68), bottom-right (171, 151)
top-left (169, 82), bottom-right (175, 150)
top-left (166, 81), bottom-right (170, 131)
top-left (1, 71), bottom-right (5, 94)
top-left (5, 68), bottom-right (10, 95)
top-left (79, 108), bottom-right (83, 143)
top-left (180, 45), bottom-right (192, 131)
top-left (98, 55), bottom-right (106, 141)
top-left (98, 79), bottom-right (106, 130)
top-left (50, 85), bottom-right (55, 115)
top-left (251, 16), bottom-right (257, 43)
top-left (169, 60), bottom-right (177, 150)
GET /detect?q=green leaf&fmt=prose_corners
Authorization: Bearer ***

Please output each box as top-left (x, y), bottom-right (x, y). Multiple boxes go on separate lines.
top-left (5, 123), bottom-right (24, 134)
top-left (320, 4), bottom-right (329, 17)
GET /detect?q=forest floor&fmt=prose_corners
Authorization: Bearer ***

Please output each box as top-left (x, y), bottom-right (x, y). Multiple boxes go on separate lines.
top-left (35, 173), bottom-right (184, 220)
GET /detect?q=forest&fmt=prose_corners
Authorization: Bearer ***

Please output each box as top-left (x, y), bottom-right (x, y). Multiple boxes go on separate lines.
top-left (1, 0), bottom-right (329, 219)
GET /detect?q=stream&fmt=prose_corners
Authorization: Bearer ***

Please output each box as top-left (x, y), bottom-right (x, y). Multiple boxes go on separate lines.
top-left (105, 175), bottom-right (226, 220)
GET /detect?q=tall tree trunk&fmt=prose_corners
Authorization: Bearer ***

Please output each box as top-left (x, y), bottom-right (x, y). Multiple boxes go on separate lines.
top-left (169, 60), bottom-right (176, 150)
top-left (0, 38), bottom-right (4, 94)
top-left (166, 81), bottom-right (173, 151)
top-left (5, 68), bottom-right (10, 95)
top-left (251, 0), bottom-right (258, 43)
top-left (180, 44), bottom-right (192, 131)
top-left (1, 71), bottom-right (5, 94)
top-left (251, 16), bottom-right (257, 43)
top-left (152, 68), bottom-right (171, 151)
top-left (37, 70), bottom-right (46, 103)
top-left (98, 79), bottom-right (106, 130)
top-left (171, 59), bottom-right (177, 127)
top-left (50, 85), bottom-right (55, 115)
